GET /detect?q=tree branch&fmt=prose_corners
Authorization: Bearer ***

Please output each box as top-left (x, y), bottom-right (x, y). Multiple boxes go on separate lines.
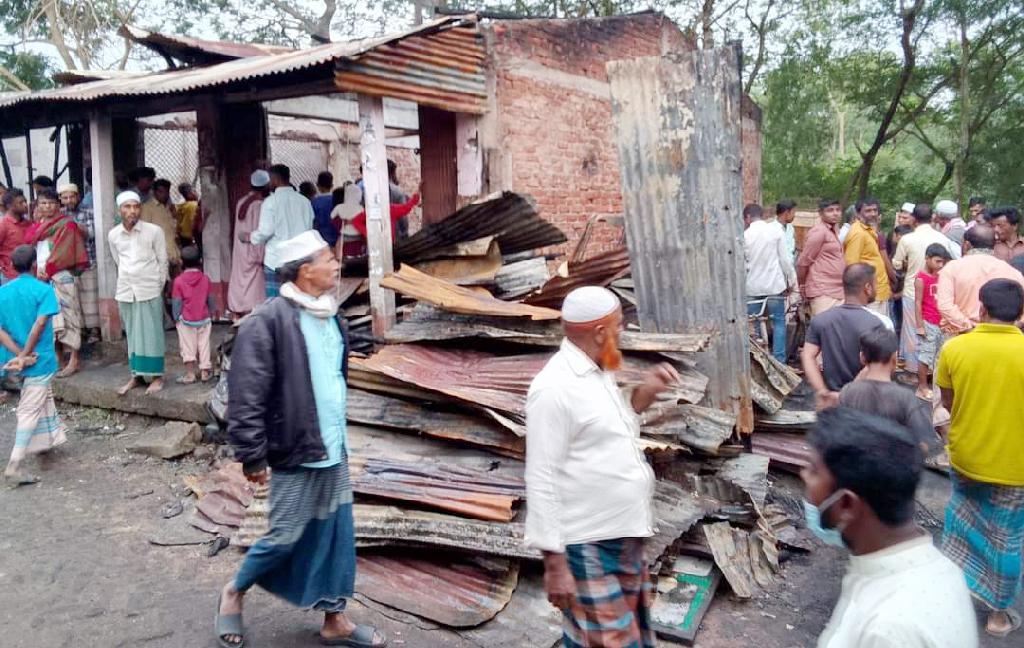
top-left (0, 65), bottom-right (31, 91)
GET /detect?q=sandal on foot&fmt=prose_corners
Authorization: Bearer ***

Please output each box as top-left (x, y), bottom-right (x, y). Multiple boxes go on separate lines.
top-left (176, 374), bottom-right (197, 385)
top-left (4, 473), bottom-right (40, 487)
top-left (319, 624), bottom-right (388, 647)
top-left (215, 593), bottom-right (245, 647)
top-left (986, 609), bottom-right (1022, 638)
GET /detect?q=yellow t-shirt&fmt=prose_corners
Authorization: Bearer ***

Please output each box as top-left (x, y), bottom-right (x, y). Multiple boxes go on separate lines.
top-left (843, 221), bottom-right (892, 301)
top-left (935, 323), bottom-right (1024, 485)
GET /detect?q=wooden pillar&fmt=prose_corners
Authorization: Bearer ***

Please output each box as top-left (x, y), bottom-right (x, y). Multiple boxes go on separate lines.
top-left (358, 94), bottom-right (396, 336)
top-left (195, 100), bottom-right (232, 316)
top-left (88, 112), bottom-right (123, 341)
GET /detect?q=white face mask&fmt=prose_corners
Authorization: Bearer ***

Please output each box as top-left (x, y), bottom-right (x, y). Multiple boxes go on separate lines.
top-left (803, 489), bottom-right (849, 548)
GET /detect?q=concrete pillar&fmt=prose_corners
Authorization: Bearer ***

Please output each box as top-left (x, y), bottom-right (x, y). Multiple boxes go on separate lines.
top-left (358, 94), bottom-right (396, 337)
top-left (88, 112), bottom-right (123, 341)
top-left (455, 113), bottom-right (482, 202)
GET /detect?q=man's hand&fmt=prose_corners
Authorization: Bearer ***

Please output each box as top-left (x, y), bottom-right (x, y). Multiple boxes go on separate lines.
top-left (245, 469), bottom-right (268, 485)
top-left (542, 553), bottom-right (576, 611)
top-left (815, 389), bottom-right (840, 411)
top-left (37, 270), bottom-right (49, 281)
top-left (916, 326), bottom-right (926, 338)
top-left (631, 362), bottom-right (681, 414)
top-left (3, 357), bottom-right (24, 372)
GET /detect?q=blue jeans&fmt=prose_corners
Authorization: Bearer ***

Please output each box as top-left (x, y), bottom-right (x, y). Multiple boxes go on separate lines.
top-left (748, 295), bottom-right (787, 362)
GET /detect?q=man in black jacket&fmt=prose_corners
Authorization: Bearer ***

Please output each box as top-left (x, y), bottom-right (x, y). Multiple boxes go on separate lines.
top-left (215, 230), bottom-right (385, 648)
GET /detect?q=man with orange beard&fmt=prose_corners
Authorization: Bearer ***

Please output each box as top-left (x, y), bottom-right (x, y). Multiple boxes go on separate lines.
top-left (525, 286), bottom-right (679, 648)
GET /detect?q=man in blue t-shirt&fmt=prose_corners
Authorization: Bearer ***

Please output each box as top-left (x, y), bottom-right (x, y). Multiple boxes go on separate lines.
top-left (310, 171), bottom-right (338, 248)
top-left (0, 244), bottom-right (68, 485)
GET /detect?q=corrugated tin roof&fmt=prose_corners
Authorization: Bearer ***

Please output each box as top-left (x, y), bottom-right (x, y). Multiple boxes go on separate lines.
top-left (0, 15), bottom-right (481, 112)
top-left (119, 24), bottom-right (293, 65)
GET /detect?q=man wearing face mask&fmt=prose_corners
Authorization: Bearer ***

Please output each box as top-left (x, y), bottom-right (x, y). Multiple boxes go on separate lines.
top-left (804, 407), bottom-right (977, 648)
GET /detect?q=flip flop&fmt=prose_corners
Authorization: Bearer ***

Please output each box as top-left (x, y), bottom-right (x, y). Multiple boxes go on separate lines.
top-left (986, 609), bottom-right (1022, 638)
top-left (215, 593), bottom-right (245, 648)
top-left (319, 624), bottom-right (388, 647)
top-left (176, 375), bottom-right (197, 385)
top-left (4, 473), bottom-right (40, 488)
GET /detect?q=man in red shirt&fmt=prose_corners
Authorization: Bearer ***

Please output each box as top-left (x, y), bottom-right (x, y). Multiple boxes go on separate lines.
top-left (0, 189), bottom-right (31, 283)
top-left (797, 198), bottom-right (846, 315)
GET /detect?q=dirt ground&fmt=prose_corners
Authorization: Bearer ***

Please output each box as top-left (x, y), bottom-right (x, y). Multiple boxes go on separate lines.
top-left (0, 403), bottom-right (1020, 648)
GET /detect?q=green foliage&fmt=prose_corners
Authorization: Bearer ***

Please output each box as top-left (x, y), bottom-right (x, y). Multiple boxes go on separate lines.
top-left (0, 51), bottom-right (54, 90)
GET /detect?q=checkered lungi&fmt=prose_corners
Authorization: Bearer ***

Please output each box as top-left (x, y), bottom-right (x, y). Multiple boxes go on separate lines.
top-left (263, 266), bottom-right (281, 298)
top-left (942, 470), bottom-right (1024, 610)
top-left (562, 538), bottom-right (656, 648)
top-left (10, 374), bottom-right (68, 463)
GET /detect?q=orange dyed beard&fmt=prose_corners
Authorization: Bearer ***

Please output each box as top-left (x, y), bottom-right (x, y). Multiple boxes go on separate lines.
top-left (598, 333), bottom-right (623, 371)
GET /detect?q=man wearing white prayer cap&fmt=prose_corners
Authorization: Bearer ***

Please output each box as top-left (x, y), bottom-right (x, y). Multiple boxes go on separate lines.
top-left (524, 285), bottom-right (680, 647)
top-left (217, 230), bottom-right (385, 648)
top-left (897, 202), bottom-right (916, 228)
top-left (227, 170), bottom-right (272, 318)
top-left (935, 199), bottom-right (967, 248)
top-left (107, 189), bottom-right (168, 395)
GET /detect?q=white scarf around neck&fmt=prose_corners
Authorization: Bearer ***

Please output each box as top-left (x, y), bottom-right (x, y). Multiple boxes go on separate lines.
top-left (280, 282), bottom-right (338, 319)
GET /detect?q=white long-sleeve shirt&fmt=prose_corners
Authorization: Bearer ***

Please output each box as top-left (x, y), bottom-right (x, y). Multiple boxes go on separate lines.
top-left (107, 220), bottom-right (168, 303)
top-left (251, 186), bottom-right (314, 270)
top-left (745, 219), bottom-right (796, 297)
top-left (524, 339), bottom-right (655, 553)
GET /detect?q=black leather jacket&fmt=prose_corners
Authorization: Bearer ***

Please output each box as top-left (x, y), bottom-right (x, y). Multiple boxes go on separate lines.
top-left (228, 297), bottom-right (349, 475)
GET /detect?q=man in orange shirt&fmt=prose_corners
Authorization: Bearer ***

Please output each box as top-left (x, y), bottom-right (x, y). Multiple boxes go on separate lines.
top-left (844, 197), bottom-right (892, 315)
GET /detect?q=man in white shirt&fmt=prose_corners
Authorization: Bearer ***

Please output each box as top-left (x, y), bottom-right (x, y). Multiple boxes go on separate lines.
top-left (745, 203), bottom-right (796, 363)
top-left (806, 407), bottom-right (977, 648)
top-left (250, 164), bottom-right (314, 298)
top-left (525, 286), bottom-right (678, 648)
top-left (107, 191), bottom-right (168, 396)
top-left (776, 199), bottom-right (798, 263)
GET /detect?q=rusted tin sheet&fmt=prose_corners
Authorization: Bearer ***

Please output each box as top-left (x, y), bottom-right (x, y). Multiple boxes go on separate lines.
top-left (352, 457), bottom-right (525, 522)
top-left (414, 240), bottom-right (502, 284)
top-left (494, 258), bottom-right (551, 299)
top-left (702, 521), bottom-right (777, 599)
top-left (524, 247), bottom-right (633, 308)
top-left (643, 403), bottom-right (736, 454)
top-left (120, 24), bottom-right (293, 65)
top-left (716, 453), bottom-right (770, 508)
top-left (749, 340), bottom-right (802, 414)
top-left (647, 480), bottom-right (709, 564)
top-left (356, 554), bottom-right (519, 627)
top-left (354, 504), bottom-right (540, 560)
top-left (608, 46), bottom-right (752, 431)
top-left (346, 389), bottom-right (525, 458)
top-left (382, 264), bottom-right (560, 320)
top-left (755, 409), bottom-right (816, 434)
top-left (750, 432), bottom-right (811, 473)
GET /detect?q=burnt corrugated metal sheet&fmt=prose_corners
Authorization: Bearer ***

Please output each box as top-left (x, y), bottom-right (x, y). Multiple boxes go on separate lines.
top-left (523, 247), bottom-right (633, 308)
top-left (356, 554), bottom-right (519, 627)
top-left (749, 339), bottom-right (801, 414)
top-left (750, 432), bottom-right (811, 472)
top-left (52, 70), bottom-right (148, 85)
top-left (120, 24), bottom-right (293, 66)
top-left (607, 46), bottom-right (753, 432)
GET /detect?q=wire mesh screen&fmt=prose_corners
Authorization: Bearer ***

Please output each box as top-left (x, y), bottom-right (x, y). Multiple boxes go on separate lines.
top-left (141, 126), bottom-right (199, 201)
top-left (269, 138), bottom-right (330, 187)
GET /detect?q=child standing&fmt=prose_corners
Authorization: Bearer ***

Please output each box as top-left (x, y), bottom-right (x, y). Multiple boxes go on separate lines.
top-left (172, 246), bottom-right (215, 384)
top-left (914, 243), bottom-right (952, 400)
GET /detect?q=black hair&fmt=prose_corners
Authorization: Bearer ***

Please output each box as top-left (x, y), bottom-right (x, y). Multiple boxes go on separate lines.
top-left (128, 166), bottom-right (156, 182)
top-left (819, 198), bottom-right (840, 211)
top-left (859, 328), bottom-right (898, 364)
top-left (979, 278), bottom-right (1024, 323)
top-left (855, 196), bottom-right (880, 212)
top-left (843, 263), bottom-right (876, 295)
top-left (277, 254), bottom-right (316, 283)
top-left (32, 175), bottom-right (54, 187)
top-left (331, 186), bottom-right (346, 208)
top-left (269, 164), bottom-right (291, 183)
top-left (809, 407), bottom-right (922, 526)
top-left (968, 196), bottom-right (986, 208)
top-left (2, 188), bottom-right (25, 209)
top-left (925, 243), bottom-right (952, 260)
top-left (912, 203), bottom-right (933, 224)
top-left (11, 244), bottom-right (36, 273)
top-left (988, 206), bottom-right (1020, 226)
top-left (965, 223), bottom-right (996, 250)
top-left (776, 199), bottom-right (796, 215)
top-left (298, 181), bottom-right (316, 199)
top-left (181, 245), bottom-right (202, 269)
top-left (37, 188), bottom-right (59, 202)
top-left (152, 178), bottom-right (172, 191)
top-left (743, 203), bottom-right (763, 221)
top-left (177, 182), bottom-right (195, 198)
top-left (387, 159), bottom-right (397, 175)
top-left (316, 171), bottom-right (334, 189)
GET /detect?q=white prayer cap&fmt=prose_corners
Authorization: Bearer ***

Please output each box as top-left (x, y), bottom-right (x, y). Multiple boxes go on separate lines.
top-left (58, 183), bottom-right (79, 195)
top-left (275, 230), bottom-right (328, 269)
top-left (250, 169), bottom-right (271, 187)
top-left (116, 190), bottom-right (141, 207)
top-left (901, 202), bottom-right (915, 213)
top-left (935, 200), bottom-right (958, 217)
top-left (561, 286), bottom-right (621, 323)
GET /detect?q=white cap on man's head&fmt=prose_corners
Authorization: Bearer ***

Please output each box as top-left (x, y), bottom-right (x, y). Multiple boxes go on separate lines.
top-left (250, 169), bottom-right (271, 187)
top-left (58, 183), bottom-right (79, 195)
top-left (935, 200), bottom-right (958, 217)
top-left (901, 202), bottom-right (915, 213)
top-left (561, 286), bottom-right (621, 323)
top-left (275, 230), bottom-right (328, 269)
top-left (116, 190), bottom-right (141, 207)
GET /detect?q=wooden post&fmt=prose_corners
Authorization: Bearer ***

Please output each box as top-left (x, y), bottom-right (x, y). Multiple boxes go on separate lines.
top-left (195, 99), bottom-right (232, 317)
top-left (88, 112), bottom-right (123, 341)
top-left (358, 94), bottom-right (396, 337)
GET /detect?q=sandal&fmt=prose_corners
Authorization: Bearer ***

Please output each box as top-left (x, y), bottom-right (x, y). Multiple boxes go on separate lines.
top-left (4, 473), bottom-right (40, 488)
top-left (176, 374), bottom-right (198, 385)
top-left (319, 624), bottom-right (388, 647)
top-left (986, 609), bottom-right (1022, 638)
top-left (215, 593), bottom-right (245, 647)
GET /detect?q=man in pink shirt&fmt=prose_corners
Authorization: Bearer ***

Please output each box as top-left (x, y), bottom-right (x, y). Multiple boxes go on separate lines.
top-left (937, 224), bottom-right (1024, 335)
top-left (0, 189), bottom-right (31, 283)
top-left (797, 198), bottom-right (846, 315)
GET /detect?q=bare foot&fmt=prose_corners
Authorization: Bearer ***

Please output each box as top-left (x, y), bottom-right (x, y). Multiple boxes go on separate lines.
top-left (986, 610), bottom-right (1021, 636)
top-left (176, 373), bottom-right (197, 385)
top-left (218, 582), bottom-right (245, 646)
top-left (56, 363), bottom-right (79, 378)
top-left (117, 377), bottom-right (143, 395)
top-left (145, 378), bottom-right (164, 394)
top-left (200, 369), bottom-right (212, 382)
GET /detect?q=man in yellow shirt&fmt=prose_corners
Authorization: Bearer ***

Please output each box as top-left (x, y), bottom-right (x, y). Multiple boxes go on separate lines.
top-left (936, 278), bottom-right (1024, 638)
top-left (140, 178), bottom-right (181, 272)
top-left (844, 197), bottom-right (892, 315)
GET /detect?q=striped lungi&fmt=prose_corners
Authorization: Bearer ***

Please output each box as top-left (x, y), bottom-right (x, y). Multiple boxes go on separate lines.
top-left (118, 296), bottom-right (165, 377)
top-left (901, 294), bottom-right (919, 371)
top-left (10, 374), bottom-right (67, 463)
top-left (234, 461), bottom-right (355, 611)
top-left (263, 266), bottom-right (281, 299)
top-left (79, 267), bottom-right (100, 329)
top-left (563, 538), bottom-right (656, 648)
top-left (942, 470), bottom-right (1024, 610)
top-left (51, 270), bottom-right (82, 351)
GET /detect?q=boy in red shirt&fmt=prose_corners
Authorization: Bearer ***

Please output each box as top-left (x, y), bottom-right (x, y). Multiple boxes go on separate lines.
top-left (914, 243), bottom-right (952, 400)
top-left (171, 246), bottom-right (215, 384)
